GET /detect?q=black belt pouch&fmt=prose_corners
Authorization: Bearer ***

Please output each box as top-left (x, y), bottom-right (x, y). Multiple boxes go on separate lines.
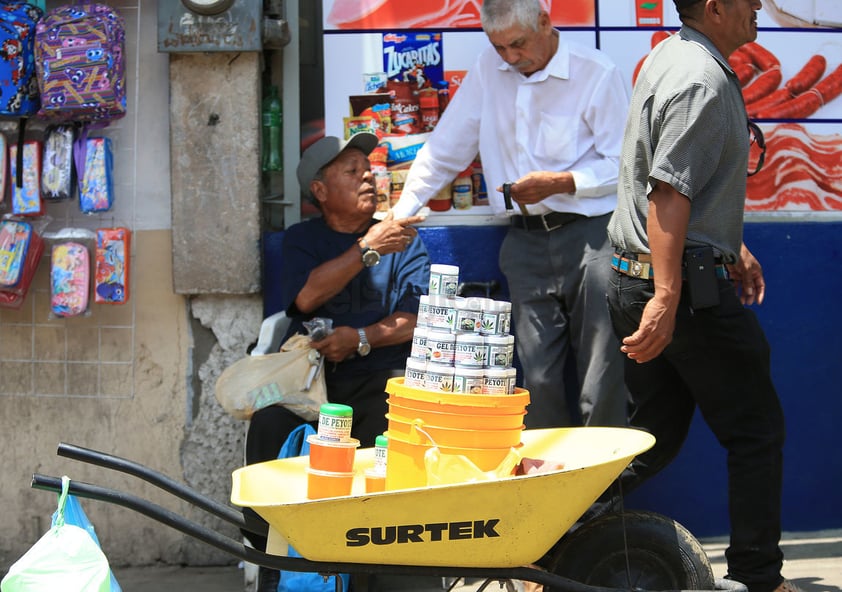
top-left (683, 246), bottom-right (720, 309)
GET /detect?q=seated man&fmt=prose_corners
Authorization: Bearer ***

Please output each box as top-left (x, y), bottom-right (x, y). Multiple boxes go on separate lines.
top-left (244, 132), bottom-right (430, 591)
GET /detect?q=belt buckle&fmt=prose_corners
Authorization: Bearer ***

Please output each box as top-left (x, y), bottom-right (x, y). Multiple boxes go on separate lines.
top-left (630, 260), bottom-right (644, 278)
top-left (542, 213), bottom-right (564, 232)
top-left (542, 213), bottom-right (553, 232)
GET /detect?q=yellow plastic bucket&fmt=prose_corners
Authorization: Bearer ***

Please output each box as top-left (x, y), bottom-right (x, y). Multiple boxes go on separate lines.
top-left (385, 377), bottom-right (530, 415)
top-left (387, 399), bottom-right (526, 430)
top-left (386, 414), bottom-right (524, 449)
top-left (384, 429), bottom-right (519, 490)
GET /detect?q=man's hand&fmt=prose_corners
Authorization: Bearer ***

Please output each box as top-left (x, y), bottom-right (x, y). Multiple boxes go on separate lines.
top-left (728, 243), bottom-right (765, 306)
top-left (496, 171), bottom-right (576, 205)
top-left (621, 294), bottom-right (677, 363)
top-left (310, 326), bottom-right (359, 363)
top-left (363, 210), bottom-right (425, 255)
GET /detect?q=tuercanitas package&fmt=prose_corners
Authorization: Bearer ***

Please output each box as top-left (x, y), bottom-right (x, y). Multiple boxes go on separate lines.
top-left (382, 32), bottom-right (444, 89)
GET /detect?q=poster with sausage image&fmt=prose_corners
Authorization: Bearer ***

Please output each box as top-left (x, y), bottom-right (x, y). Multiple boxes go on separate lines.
top-left (322, 0), bottom-right (842, 213)
top-left (323, 0), bottom-right (595, 30)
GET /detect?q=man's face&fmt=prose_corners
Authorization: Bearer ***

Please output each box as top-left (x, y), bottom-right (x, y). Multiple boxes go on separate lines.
top-left (318, 148), bottom-right (376, 217)
top-left (719, 0), bottom-right (762, 49)
top-left (485, 12), bottom-right (555, 76)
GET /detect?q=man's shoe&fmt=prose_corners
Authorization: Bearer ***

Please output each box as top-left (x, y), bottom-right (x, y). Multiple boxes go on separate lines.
top-left (774, 580), bottom-right (806, 592)
top-left (257, 566), bottom-right (280, 592)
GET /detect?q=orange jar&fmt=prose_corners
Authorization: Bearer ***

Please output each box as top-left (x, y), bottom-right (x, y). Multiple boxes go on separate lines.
top-left (306, 468), bottom-right (354, 499)
top-left (307, 434), bottom-right (359, 472)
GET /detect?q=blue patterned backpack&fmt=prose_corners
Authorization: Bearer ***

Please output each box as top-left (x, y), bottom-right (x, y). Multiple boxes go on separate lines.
top-left (0, 2), bottom-right (42, 116)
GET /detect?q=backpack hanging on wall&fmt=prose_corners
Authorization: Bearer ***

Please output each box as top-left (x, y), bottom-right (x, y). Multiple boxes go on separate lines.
top-left (0, 2), bottom-right (44, 191)
top-left (0, 2), bottom-right (43, 117)
top-left (34, 3), bottom-right (126, 123)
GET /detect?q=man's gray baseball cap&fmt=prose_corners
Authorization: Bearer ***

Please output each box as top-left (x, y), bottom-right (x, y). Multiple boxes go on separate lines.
top-left (296, 132), bottom-right (379, 197)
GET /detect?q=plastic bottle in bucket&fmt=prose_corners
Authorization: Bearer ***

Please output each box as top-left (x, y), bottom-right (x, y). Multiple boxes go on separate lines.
top-left (365, 434), bottom-right (389, 493)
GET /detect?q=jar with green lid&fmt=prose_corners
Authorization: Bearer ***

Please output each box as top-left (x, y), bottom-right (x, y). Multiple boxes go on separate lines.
top-left (318, 403), bottom-right (353, 441)
top-left (374, 434), bottom-right (388, 473)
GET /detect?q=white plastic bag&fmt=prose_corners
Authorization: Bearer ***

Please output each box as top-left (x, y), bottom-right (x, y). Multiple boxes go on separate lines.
top-left (215, 334), bottom-right (327, 421)
top-left (2, 477), bottom-right (112, 592)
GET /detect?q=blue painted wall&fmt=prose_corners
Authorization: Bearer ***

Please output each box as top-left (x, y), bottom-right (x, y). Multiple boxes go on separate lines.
top-left (263, 220), bottom-right (842, 537)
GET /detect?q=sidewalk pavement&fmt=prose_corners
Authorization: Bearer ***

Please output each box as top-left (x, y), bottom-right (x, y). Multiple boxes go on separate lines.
top-left (113, 530), bottom-right (842, 591)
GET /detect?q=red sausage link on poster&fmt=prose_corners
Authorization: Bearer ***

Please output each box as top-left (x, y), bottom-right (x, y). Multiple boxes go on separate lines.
top-left (742, 68), bottom-right (782, 103)
top-left (785, 55), bottom-right (827, 95)
top-left (733, 62), bottom-right (756, 86)
top-left (747, 88), bottom-right (791, 118)
top-left (742, 41), bottom-right (780, 71)
top-left (729, 46), bottom-right (752, 66)
top-left (813, 63), bottom-right (842, 104)
top-left (755, 91), bottom-right (822, 119)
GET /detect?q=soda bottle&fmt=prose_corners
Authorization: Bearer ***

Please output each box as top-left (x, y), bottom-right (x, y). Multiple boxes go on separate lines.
top-left (261, 85), bottom-right (283, 172)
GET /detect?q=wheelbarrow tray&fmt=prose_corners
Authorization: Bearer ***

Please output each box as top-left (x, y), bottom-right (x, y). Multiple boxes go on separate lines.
top-left (231, 426), bottom-right (655, 568)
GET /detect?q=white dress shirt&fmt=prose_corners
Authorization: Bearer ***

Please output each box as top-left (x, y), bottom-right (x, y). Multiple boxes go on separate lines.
top-left (392, 35), bottom-right (629, 219)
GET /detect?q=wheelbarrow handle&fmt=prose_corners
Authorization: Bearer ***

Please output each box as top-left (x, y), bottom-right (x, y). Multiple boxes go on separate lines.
top-left (31, 474), bottom-right (326, 575)
top-left (55, 442), bottom-right (266, 537)
top-left (29, 472), bottom-right (624, 591)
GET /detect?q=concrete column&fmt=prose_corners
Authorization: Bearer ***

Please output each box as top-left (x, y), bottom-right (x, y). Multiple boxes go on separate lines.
top-left (169, 52), bottom-right (262, 294)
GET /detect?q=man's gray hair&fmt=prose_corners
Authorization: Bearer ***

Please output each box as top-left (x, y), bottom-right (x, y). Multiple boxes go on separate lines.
top-left (480, 0), bottom-right (544, 34)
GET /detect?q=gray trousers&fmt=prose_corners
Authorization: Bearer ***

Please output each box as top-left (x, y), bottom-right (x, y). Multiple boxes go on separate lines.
top-left (499, 213), bottom-right (629, 427)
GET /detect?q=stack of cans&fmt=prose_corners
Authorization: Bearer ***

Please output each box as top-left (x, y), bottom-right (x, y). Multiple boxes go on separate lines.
top-left (405, 264), bottom-right (516, 394)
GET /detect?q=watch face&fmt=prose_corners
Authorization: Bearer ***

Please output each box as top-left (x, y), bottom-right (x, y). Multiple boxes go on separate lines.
top-left (362, 248), bottom-right (381, 268)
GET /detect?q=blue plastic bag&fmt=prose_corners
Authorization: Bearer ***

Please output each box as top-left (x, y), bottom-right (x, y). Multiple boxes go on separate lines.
top-left (54, 482), bottom-right (123, 592)
top-left (277, 424), bottom-right (351, 592)
top-left (1, 476), bottom-right (117, 592)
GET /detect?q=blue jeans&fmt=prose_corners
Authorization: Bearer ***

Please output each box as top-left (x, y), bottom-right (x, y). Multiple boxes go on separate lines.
top-left (499, 213), bottom-right (629, 427)
top-left (606, 270), bottom-right (786, 592)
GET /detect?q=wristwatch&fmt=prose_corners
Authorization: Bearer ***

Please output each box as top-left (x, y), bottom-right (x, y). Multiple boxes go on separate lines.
top-left (358, 238), bottom-right (381, 268)
top-left (357, 328), bottom-right (371, 357)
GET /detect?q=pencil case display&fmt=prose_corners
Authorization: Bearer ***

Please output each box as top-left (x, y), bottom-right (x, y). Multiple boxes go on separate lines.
top-left (79, 137), bottom-right (114, 213)
top-left (0, 219), bottom-right (45, 309)
top-left (95, 227), bottom-right (130, 304)
top-left (42, 124), bottom-right (76, 201)
top-left (0, 134), bottom-right (7, 206)
top-left (50, 241), bottom-right (90, 317)
top-left (0, 219), bottom-right (40, 289)
top-left (10, 141), bottom-right (43, 217)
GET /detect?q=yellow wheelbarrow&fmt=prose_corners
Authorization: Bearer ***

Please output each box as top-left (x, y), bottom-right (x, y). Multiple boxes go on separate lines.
top-left (31, 427), bottom-right (746, 592)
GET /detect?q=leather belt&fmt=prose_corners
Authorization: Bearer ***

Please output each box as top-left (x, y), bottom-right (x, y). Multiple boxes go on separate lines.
top-left (611, 251), bottom-right (728, 280)
top-left (510, 211), bottom-right (584, 232)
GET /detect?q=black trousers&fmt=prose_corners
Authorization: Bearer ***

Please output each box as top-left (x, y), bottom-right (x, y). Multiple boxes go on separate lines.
top-left (606, 271), bottom-right (786, 592)
top-left (241, 368), bottom-right (400, 552)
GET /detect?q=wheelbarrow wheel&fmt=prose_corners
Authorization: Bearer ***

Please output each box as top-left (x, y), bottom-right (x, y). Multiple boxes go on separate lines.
top-left (545, 510), bottom-right (715, 591)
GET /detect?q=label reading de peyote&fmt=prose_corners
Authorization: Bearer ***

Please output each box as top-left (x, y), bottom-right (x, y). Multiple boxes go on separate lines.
top-left (318, 403), bottom-right (353, 441)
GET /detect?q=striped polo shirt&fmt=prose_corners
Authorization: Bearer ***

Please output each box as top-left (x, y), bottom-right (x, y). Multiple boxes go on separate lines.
top-left (608, 26), bottom-right (749, 263)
